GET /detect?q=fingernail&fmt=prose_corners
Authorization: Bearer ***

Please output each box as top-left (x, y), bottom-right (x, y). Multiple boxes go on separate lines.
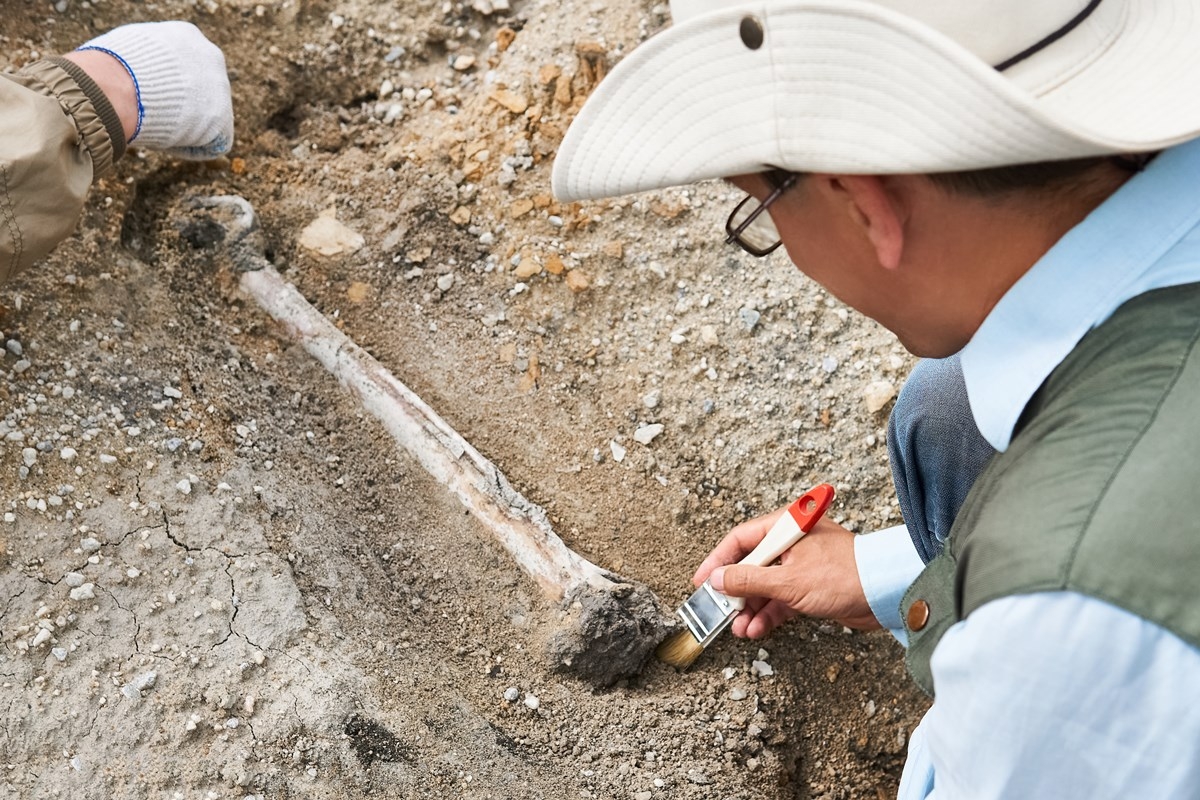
top-left (709, 567), bottom-right (725, 592)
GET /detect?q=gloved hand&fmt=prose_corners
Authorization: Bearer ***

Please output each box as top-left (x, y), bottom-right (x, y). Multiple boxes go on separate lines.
top-left (77, 21), bottom-right (233, 159)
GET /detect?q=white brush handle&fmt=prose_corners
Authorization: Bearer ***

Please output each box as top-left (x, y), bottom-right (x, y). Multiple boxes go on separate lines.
top-left (739, 510), bottom-right (805, 568)
top-left (722, 484), bottom-right (835, 611)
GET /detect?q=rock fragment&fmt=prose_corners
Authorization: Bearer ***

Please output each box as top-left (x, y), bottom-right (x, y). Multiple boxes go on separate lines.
top-left (864, 380), bottom-right (898, 413)
top-left (298, 209), bottom-right (365, 257)
top-left (633, 424), bottom-right (664, 445)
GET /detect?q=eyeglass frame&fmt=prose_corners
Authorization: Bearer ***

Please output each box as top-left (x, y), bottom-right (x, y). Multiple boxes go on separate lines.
top-left (724, 169), bottom-right (799, 257)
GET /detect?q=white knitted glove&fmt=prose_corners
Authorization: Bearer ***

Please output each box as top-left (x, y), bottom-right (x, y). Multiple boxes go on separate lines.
top-left (77, 21), bottom-right (234, 159)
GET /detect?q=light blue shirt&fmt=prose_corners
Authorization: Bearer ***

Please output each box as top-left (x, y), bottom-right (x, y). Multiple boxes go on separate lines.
top-left (855, 138), bottom-right (1200, 799)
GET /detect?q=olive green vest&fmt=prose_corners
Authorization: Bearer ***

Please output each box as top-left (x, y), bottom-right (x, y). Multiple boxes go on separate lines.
top-left (903, 283), bottom-right (1200, 697)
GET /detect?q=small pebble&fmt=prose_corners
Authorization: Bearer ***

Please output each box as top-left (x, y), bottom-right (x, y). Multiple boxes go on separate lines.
top-left (523, 693), bottom-right (540, 710)
top-left (176, 479), bottom-right (192, 495)
top-left (99, 454), bottom-right (117, 464)
top-left (864, 380), bottom-right (897, 413)
top-left (65, 572), bottom-right (85, 587)
top-left (751, 659), bottom-right (774, 677)
top-left (5, 339), bottom-right (22, 356)
top-left (609, 440), bottom-right (626, 463)
top-left (80, 537), bottom-right (101, 552)
top-left (69, 583), bottom-right (95, 601)
top-left (503, 687), bottom-right (520, 702)
top-left (633, 424), bottom-right (664, 445)
top-left (59, 447), bottom-right (77, 461)
top-left (51, 647), bottom-right (67, 662)
top-left (163, 386), bottom-right (183, 399)
top-left (822, 356), bottom-right (839, 373)
top-left (642, 389), bottom-right (660, 409)
top-left (729, 687), bottom-right (748, 701)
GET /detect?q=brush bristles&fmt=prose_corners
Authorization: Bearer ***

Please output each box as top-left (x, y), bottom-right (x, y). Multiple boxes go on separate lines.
top-left (655, 628), bottom-right (706, 669)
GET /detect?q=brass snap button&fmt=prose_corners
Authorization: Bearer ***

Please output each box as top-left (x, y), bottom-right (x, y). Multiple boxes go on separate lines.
top-left (907, 599), bottom-right (930, 632)
top-left (739, 16), bottom-right (764, 50)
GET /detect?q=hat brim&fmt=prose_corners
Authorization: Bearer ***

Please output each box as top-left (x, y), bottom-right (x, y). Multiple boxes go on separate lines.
top-left (552, 0), bottom-right (1200, 201)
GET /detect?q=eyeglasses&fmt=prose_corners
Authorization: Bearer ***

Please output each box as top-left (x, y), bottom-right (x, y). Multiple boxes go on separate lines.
top-left (725, 170), bottom-right (798, 257)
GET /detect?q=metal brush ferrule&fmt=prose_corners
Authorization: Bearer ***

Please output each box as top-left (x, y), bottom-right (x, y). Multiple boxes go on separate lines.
top-left (676, 581), bottom-right (740, 648)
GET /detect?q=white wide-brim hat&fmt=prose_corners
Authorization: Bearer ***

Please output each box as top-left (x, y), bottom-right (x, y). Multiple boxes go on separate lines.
top-left (552, 0), bottom-right (1200, 201)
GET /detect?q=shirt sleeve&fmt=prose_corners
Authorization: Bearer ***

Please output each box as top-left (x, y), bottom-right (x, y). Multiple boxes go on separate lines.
top-left (913, 591), bottom-right (1200, 798)
top-left (0, 59), bottom-right (122, 283)
top-left (853, 524), bottom-right (924, 644)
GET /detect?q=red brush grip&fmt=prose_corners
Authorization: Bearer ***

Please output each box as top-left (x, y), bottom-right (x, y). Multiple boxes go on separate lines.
top-left (786, 483), bottom-right (835, 532)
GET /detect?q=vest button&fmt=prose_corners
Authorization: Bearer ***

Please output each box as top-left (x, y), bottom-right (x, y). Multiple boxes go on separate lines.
top-left (907, 599), bottom-right (930, 631)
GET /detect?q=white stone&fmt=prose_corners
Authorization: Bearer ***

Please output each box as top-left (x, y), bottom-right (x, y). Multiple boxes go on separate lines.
top-left (503, 687), bottom-right (519, 702)
top-left (176, 479), bottom-right (193, 495)
top-left (751, 659), bottom-right (774, 677)
top-left (60, 447), bottom-right (77, 461)
top-left (523, 693), bottom-right (540, 710)
top-left (65, 572), bottom-right (85, 587)
top-left (642, 390), bottom-right (660, 409)
top-left (163, 386), bottom-right (183, 399)
top-left (21, 448), bottom-right (36, 467)
top-left (729, 687), bottom-right (748, 701)
top-left (31, 629), bottom-right (51, 647)
top-left (609, 440), bottom-right (626, 463)
top-left (298, 209), bottom-right (365, 257)
top-left (99, 453), bottom-right (117, 464)
top-left (69, 583), bottom-right (95, 601)
top-left (633, 424), bottom-right (664, 445)
top-left (864, 380), bottom-right (897, 413)
top-left (79, 537), bottom-right (101, 552)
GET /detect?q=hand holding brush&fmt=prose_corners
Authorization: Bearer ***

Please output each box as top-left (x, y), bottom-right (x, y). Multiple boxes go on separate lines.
top-left (658, 484), bottom-right (879, 669)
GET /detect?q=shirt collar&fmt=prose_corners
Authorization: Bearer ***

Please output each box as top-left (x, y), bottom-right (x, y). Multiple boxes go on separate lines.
top-left (960, 139), bottom-right (1200, 452)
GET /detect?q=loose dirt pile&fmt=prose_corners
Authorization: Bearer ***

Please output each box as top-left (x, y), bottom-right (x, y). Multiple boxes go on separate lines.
top-left (1, 0), bottom-right (926, 797)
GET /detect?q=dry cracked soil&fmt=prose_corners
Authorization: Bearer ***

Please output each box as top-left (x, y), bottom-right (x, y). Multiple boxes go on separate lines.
top-left (0, 0), bottom-right (928, 797)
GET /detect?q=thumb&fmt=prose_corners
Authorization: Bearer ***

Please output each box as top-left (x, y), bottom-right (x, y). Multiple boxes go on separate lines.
top-left (710, 563), bottom-right (792, 602)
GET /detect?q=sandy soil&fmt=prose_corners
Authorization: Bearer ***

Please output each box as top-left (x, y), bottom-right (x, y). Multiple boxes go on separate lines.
top-left (1, 0), bottom-right (927, 797)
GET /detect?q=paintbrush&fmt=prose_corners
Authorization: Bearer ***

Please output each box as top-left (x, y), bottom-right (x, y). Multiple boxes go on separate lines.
top-left (656, 483), bottom-right (836, 669)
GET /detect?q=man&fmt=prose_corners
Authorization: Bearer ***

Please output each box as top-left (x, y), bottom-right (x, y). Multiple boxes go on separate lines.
top-left (553, 0), bottom-right (1200, 796)
top-left (1, 21), bottom-right (233, 284)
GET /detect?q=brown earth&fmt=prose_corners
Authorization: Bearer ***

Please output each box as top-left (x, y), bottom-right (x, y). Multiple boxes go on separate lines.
top-left (0, 0), bottom-right (927, 798)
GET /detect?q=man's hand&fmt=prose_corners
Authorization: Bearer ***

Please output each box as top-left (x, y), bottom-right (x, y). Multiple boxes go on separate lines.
top-left (693, 509), bottom-right (880, 638)
top-left (73, 21), bottom-right (233, 158)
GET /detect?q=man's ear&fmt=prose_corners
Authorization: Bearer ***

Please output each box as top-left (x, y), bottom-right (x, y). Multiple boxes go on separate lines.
top-left (829, 175), bottom-right (906, 271)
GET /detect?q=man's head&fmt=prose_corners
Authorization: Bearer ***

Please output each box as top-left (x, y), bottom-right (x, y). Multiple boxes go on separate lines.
top-left (724, 158), bottom-right (1136, 356)
top-left (551, 0), bottom-right (1200, 352)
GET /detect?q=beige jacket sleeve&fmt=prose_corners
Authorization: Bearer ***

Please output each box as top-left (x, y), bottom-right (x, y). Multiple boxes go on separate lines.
top-left (0, 58), bottom-right (125, 284)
